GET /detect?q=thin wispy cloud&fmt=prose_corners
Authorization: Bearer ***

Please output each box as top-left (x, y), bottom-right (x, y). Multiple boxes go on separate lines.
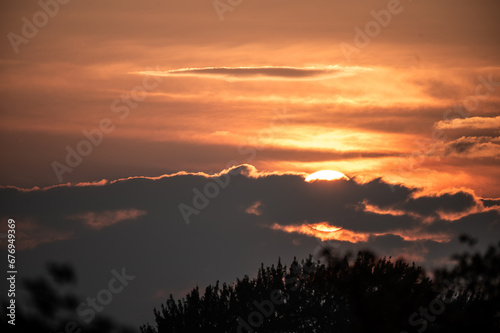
top-left (134, 65), bottom-right (369, 81)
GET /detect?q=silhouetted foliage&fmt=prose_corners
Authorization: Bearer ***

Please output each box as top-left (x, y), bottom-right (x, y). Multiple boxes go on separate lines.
top-left (2, 238), bottom-right (499, 332)
top-left (47, 262), bottom-right (77, 285)
top-left (430, 239), bottom-right (500, 332)
top-left (0, 262), bottom-right (138, 333)
top-left (142, 241), bottom-right (500, 333)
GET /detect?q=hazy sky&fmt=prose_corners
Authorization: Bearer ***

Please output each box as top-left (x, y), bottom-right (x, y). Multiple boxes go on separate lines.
top-left (1, 0), bottom-right (499, 328)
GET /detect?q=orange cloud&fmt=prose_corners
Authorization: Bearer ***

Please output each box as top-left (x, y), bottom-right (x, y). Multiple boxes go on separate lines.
top-left (270, 221), bottom-right (451, 244)
top-left (0, 218), bottom-right (74, 250)
top-left (270, 222), bottom-right (370, 243)
top-left (71, 209), bottom-right (147, 230)
top-left (245, 201), bottom-right (263, 216)
top-left (434, 115), bottom-right (500, 131)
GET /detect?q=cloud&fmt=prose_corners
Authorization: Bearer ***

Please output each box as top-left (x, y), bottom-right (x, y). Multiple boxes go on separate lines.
top-left (430, 115), bottom-right (500, 159)
top-left (1, 165), bottom-right (499, 326)
top-left (245, 201), bottom-right (263, 216)
top-left (482, 198), bottom-right (500, 208)
top-left (135, 66), bottom-right (367, 81)
top-left (434, 116), bottom-right (500, 139)
top-left (69, 209), bottom-right (147, 230)
top-left (270, 222), bottom-right (370, 242)
top-left (2, 165), bottom-right (497, 250)
top-left (442, 136), bottom-right (500, 158)
top-left (435, 115), bottom-right (500, 131)
top-left (0, 128), bottom-right (397, 189)
top-left (8, 218), bottom-right (74, 250)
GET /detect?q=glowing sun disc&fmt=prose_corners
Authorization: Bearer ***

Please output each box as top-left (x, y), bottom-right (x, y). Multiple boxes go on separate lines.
top-left (305, 170), bottom-right (349, 182)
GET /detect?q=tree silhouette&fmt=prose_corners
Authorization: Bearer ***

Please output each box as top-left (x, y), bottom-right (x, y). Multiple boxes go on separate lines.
top-left (0, 262), bottom-right (138, 333)
top-left (141, 253), bottom-right (436, 332)
top-left (430, 238), bottom-right (500, 332)
top-left (2, 238), bottom-right (499, 331)
top-left (142, 240), bottom-right (500, 333)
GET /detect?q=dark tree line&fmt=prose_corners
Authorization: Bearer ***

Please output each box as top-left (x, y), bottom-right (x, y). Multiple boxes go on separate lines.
top-left (1, 237), bottom-right (498, 332)
top-left (141, 238), bottom-right (500, 333)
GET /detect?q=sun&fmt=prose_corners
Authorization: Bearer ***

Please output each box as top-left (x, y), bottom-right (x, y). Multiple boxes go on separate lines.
top-left (305, 170), bottom-right (349, 182)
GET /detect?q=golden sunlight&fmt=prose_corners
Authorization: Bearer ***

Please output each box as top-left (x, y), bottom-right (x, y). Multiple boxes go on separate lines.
top-left (270, 222), bottom-right (369, 242)
top-left (309, 222), bottom-right (343, 233)
top-left (305, 170), bottom-right (349, 182)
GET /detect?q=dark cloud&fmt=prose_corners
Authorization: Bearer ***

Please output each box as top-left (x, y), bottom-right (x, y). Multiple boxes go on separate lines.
top-left (441, 136), bottom-right (500, 158)
top-left (400, 191), bottom-right (477, 217)
top-left (1, 165), bottom-right (498, 326)
top-left (447, 137), bottom-right (480, 154)
top-left (152, 66), bottom-right (355, 80)
top-left (482, 198), bottom-right (500, 208)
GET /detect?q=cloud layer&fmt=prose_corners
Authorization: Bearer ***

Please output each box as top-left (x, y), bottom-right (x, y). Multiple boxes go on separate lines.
top-left (1, 165), bottom-right (498, 326)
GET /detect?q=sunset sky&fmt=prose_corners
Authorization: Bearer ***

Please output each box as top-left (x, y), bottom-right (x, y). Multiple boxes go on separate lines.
top-left (1, 0), bottom-right (499, 328)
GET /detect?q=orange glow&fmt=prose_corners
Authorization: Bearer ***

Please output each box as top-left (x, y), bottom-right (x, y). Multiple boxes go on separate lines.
top-left (362, 202), bottom-right (407, 216)
top-left (305, 170), bottom-right (349, 182)
top-left (270, 221), bottom-right (452, 244)
top-left (270, 222), bottom-right (370, 242)
top-left (309, 222), bottom-right (343, 232)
